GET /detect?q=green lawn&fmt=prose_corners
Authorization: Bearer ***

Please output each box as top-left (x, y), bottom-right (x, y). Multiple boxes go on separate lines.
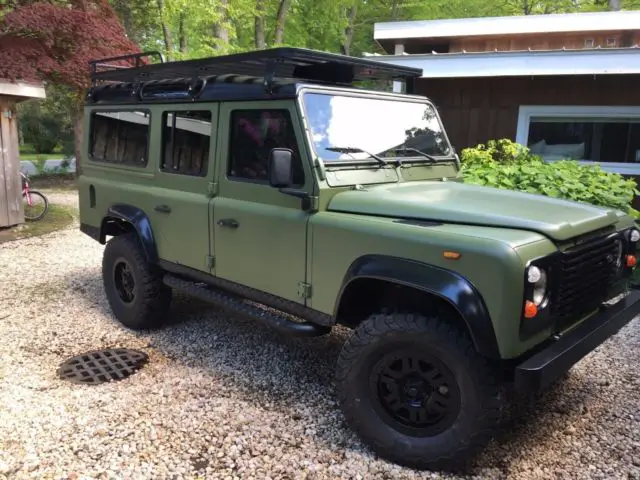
top-left (0, 204), bottom-right (75, 244)
top-left (19, 153), bottom-right (65, 161)
top-left (19, 143), bottom-right (66, 162)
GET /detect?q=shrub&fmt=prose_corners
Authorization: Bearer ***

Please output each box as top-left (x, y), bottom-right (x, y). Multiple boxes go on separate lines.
top-left (460, 139), bottom-right (640, 218)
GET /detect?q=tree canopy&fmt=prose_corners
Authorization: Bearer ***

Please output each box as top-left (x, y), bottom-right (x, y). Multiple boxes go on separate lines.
top-left (0, 0), bottom-right (140, 89)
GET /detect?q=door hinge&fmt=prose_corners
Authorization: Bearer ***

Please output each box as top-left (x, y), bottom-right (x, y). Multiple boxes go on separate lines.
top-left (298, 282), bottom-right (312, 299)
top-left (206, 255), bottom-right (215, 270)
top-left (207, 182), bottom-right (218, 197)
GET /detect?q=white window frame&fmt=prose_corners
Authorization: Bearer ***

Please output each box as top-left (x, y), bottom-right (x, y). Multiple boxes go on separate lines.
top-left (516, 105), bottom-right (640, 175)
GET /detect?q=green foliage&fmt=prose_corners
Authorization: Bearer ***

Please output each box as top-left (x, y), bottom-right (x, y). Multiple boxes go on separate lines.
top-left (461, 139), bottom-right (640, 218)
top-left (17, 84), bottom-right (75, 157)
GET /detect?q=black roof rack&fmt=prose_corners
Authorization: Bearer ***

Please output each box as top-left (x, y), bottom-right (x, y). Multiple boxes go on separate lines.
top-left (88, 47), bottom-right (422, 93)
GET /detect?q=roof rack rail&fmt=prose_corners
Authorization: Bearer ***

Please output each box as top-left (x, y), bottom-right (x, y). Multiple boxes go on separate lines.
top-left (89, 51), bottom-right (165, 83)
top-left (88, 47), bottom-right (422, 93)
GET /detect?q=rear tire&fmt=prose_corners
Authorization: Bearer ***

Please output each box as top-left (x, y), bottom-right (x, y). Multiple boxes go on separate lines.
top-left (335, 312), bottom-right (502, 471)
top-left (102, 232), bottom-right (172, 330)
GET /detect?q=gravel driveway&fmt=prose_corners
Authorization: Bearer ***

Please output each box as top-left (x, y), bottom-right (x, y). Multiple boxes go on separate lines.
top-left (1, 190), bottom-right (639, 480)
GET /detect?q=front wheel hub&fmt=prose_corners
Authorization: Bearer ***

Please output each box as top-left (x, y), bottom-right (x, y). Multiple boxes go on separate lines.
top-left (369, 349), bottom-right (462, 437)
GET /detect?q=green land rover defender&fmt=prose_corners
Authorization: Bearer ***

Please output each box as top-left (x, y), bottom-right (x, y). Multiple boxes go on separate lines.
top-left (78, 48), bottom-right (640, 470)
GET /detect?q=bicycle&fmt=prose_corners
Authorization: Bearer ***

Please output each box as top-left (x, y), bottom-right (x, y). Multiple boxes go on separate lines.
top-left (21, 172), bottom-right (49, 221)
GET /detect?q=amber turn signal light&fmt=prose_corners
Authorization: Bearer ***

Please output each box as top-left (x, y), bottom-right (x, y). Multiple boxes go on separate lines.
top-left (626, 255), bottom-right (637, 268)
top-left (524, 301), bottom-right (538, 319)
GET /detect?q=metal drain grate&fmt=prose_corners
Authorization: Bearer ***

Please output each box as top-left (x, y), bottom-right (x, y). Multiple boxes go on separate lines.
top-left (57, 348), bottom-right (149, 385)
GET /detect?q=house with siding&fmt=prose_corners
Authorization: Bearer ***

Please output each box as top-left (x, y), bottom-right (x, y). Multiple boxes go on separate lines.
top-left (365, 10), bottom-right (640, 207)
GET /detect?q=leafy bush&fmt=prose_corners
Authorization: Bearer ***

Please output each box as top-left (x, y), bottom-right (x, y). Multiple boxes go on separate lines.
top-left (461, 139), bottom-right (640, 218)
top-left (17, 83), bottom-right (75, 156)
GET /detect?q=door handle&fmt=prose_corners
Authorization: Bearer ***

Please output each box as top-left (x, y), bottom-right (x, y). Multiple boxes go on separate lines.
top-left (217, 218), bottom-right (239, 229)
top-left (154, 204), bottom-right (171, 213)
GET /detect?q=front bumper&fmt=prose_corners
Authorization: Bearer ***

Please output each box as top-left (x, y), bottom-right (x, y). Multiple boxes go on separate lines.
top-left (514, 288), bottom-right (640, 394)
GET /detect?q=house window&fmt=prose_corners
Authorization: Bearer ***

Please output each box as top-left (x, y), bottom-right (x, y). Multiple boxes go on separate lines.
top-left (89, 110), bottom-right (150, 167)
top-left (161, 110), bottom-right (212, 176)
top-left (516, 106), bottom-right (640, 175)
top-left (607, 37), bottom-right (617, 47)
top-left (584, 38), bottom-right (595, 48)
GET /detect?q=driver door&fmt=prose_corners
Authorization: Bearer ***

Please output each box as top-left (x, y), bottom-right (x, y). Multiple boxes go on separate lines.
top-left (211, 101), bottom-right (314, 304)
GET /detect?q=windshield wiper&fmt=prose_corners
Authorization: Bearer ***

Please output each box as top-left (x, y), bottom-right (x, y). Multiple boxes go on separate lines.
top-left (385, 146), bottom-right (437, 163)
top-left (325, 146), bottom-right (387, 167)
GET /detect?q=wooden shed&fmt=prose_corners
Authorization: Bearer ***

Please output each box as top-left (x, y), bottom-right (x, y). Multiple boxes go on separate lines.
top-left (0, 79), bottom-right (46, 228)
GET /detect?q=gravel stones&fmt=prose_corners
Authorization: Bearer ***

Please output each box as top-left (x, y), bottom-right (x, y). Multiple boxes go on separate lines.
top-left (0, 190), bottom-right (639, 479)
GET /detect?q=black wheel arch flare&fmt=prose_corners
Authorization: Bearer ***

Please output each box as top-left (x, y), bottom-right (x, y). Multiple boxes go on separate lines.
top-left (335, 254), bottom-right (501, 359)
top-left (100, 204), bottom-right (158, 264)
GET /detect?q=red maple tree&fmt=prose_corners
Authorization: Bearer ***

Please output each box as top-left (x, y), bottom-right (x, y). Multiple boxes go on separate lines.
top-left (0, 0), bottom-right (141, 169)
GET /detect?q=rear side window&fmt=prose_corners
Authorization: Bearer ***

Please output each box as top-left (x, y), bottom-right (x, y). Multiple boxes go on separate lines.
top-left (161, 110), bottom-right (212, 176)
top-left (89, 110), bottom-right (150, 167)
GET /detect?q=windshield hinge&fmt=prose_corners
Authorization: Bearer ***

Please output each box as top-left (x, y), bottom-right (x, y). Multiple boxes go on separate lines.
top-left (207, 182), bottom-right (218, 197)
top-left (308, 196), bottom-right (319, 212)
top-left (206, 255), bottom-right (215, 270)
top-left (298, 282), bottom-right (312, 299)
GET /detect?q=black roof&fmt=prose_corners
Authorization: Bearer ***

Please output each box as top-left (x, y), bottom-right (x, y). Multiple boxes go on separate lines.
top-left (86, 47), bottom-right (422, 105)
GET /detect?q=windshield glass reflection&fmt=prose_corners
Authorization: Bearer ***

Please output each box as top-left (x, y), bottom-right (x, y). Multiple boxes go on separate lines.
top-left (302, 92), bottom-right (451, 162)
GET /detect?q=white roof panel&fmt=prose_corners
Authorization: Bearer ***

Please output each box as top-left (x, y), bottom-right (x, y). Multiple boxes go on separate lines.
top-left (364, 47), bottom-right (640, 78)
top-left (374, 11), bottom-right (640, 41)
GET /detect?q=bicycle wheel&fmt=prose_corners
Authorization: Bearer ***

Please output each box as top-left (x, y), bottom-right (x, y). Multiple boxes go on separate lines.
top-left (22, 190), bottom-right (49, 221)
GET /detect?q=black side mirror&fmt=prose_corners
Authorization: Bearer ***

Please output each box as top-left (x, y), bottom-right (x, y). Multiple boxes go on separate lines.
top-left (268, 148), bottom-right (294, 188)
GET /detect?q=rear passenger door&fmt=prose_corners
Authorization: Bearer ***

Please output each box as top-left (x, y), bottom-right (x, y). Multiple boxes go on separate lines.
top-left (150, 106), bottom-right (218, 272)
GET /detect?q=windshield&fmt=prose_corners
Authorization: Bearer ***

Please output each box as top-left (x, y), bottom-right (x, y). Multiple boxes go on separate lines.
top-left (301, 92), bottom-right (451, 163)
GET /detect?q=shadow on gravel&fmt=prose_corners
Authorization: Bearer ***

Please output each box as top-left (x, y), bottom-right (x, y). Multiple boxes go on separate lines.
top-left (64, 270), bottom-right (600, 478)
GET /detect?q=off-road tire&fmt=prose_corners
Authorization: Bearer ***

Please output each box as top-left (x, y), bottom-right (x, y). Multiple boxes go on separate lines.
top-left (335, 312), bottom-right (502, 471)
top-left (102, 232), bottom-right (172, 330)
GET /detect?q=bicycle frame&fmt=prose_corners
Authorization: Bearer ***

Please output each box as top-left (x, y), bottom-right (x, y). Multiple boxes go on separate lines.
top-left (21, 172), bottom-right (34, 207)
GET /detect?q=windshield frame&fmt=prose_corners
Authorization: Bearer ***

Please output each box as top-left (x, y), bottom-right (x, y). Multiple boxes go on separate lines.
top-left (295, 85), bottom-right (455, 167)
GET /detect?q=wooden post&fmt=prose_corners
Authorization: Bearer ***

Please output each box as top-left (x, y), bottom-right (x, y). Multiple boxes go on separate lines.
top-left (0, 99), bottom-right (23, 227)
top-left (0, 80), bottom-right (46, 228)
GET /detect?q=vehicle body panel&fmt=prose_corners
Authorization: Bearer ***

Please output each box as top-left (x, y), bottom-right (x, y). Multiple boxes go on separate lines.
top-left (326, 181), bottom-right (622, 242)
top-left (307, 210), bottom-right (558, 358)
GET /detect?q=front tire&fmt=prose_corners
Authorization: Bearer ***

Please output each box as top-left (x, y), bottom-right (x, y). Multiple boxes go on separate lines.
top-left (22, 190), bottom-right (48, 221)
top-left (335, 312), bottom-right (502, 471)
top-left (102, 232), bottom-right (172, 330)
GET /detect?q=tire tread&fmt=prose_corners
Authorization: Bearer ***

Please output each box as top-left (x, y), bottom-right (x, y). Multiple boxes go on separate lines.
top-left (335, 312), bottom-right (502, 471)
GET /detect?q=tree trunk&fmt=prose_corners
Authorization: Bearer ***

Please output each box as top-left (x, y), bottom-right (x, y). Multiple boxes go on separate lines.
top-left (274, 0), bottom-right (291, 45)
top-left (73, 106), bottom-right (84, 178)
top-left (179, 12), bottom-right (187, 53)
top-left (213, 0), bottom-right (229, 48)
top-left (608, 0), bottom-right (621, 10)
top-left (391, 0), bottom-right (400, 19)
top-left (112, 0), bottom-right (135, 41)
top-left (255, 0), bottom-right (266, 49)
top-left (340, 3), bottom-right (358, 56)
top-left (156, 0), bottom-right (173, 56)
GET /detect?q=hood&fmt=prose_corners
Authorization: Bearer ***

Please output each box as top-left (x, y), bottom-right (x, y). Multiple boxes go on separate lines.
top-left (327, 181), bottom-right (622, 242)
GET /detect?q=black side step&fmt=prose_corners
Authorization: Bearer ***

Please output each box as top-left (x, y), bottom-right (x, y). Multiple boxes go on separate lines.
top-left (163, 274), bottom-right (331, 337)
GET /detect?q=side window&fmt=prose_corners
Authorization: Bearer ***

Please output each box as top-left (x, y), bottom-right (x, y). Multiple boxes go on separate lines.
top-left (89, 111), bottom-right (149, 167)
top-left (161, 110), bottom-right (212, 176)
top-left (227, 109), bottom-right (304, 186)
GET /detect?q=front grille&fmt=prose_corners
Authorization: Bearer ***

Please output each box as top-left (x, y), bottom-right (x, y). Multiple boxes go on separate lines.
top-left (550, 233), bottom-right (621, 328)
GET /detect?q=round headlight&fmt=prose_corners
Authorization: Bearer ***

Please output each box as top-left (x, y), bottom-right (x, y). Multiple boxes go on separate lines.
top-left (531, 269), bottom-right (547, 306)
top-left (630, 228), bottom-right (640, 243)
top-left (527, 266), bottom-right (542, 283)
